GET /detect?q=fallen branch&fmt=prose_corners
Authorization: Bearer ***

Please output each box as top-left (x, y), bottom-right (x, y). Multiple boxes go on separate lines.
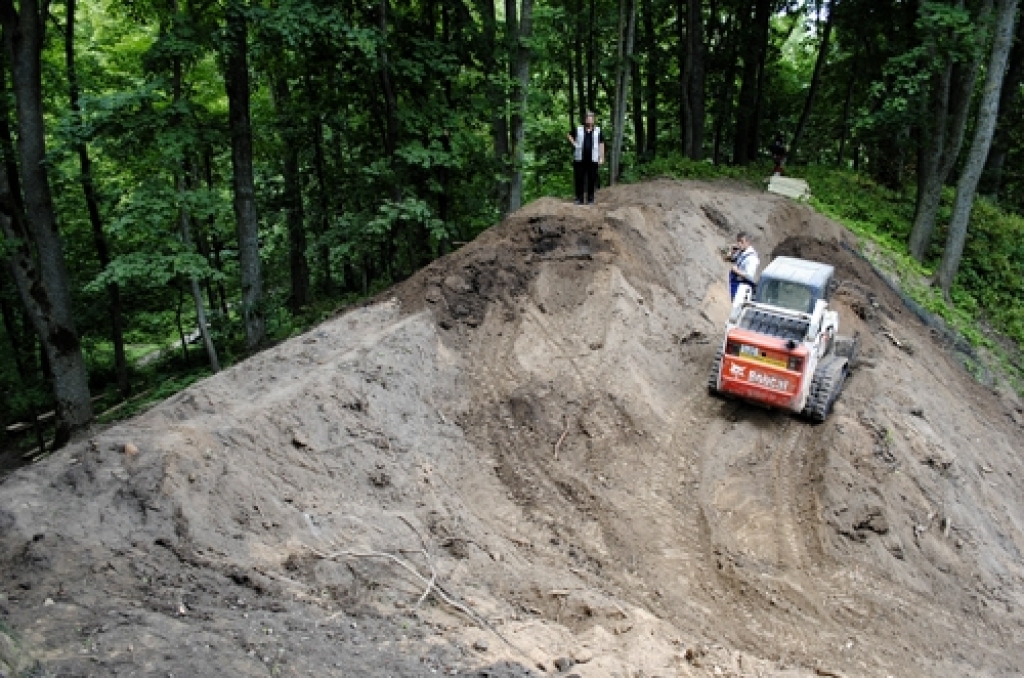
top-left (882, 330), bottom-right (902, 348)
top-left (416, 550), bottom-right (438, 609)
top-left (554, 416), bottom-right (569, 459)
top-left (398, 515), bottom-right (431, 554)
top-left (96, 388), bottom-right (154, 420)
top-left (881, 328), bottom-right (914, 354)
top-left (394, 517), bottom-right (439, 609)
top-left (7, 395), bottom-right (104, 433)
top-left (22, 445), bottom-right (45, 460)
top-left (302, 544), bottom-right (529, 658)
top-left (304, 546), bottom-right (442, 603)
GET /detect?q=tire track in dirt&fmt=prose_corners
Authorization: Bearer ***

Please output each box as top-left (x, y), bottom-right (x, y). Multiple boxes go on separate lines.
top-left (630, 385), bottom-right (720, 596)
top-left (771, 421), bottom-right (808, 570)
top-left (625, 377), bottom-right (742, 628)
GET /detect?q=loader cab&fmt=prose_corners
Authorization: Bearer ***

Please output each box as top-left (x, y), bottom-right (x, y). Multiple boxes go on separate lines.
top-left (755, 257), bottom-right (834, 314)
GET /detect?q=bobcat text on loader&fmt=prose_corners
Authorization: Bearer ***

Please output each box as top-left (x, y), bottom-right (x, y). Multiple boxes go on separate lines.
top-left (708, 256), bottom-right (858, 422)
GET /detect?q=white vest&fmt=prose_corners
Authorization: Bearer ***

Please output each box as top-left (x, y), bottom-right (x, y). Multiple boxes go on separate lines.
top-left (574, 126), bottom-right (601, 162)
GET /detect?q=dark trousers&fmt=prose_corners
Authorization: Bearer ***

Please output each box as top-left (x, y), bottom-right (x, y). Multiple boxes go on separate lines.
top-left (772, 154), bottom-right (785, 175)
top-left (573, 160), bottom-right (599, 202)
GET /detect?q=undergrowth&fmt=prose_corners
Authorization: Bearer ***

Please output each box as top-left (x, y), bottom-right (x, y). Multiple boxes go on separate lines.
top-left (803, 166), bottom-right (1024, 392)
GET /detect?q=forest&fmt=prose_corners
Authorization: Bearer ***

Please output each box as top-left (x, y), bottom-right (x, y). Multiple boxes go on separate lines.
top-left (1, 0), bottom-right (1022, 457)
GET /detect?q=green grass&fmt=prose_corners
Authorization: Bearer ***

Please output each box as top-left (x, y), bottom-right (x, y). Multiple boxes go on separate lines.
top-left (126, 343), bottom-right (162, 362)
top-left (95, 369), bottom-right (213, 424)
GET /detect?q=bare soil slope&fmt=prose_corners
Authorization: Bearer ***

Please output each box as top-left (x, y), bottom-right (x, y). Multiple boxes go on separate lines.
top-left (2, 179), bottom-right (1023, 678)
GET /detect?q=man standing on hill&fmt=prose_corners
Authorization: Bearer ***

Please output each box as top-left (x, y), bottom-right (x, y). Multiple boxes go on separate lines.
top-left (567, 111), bottom-right (604, 205)
top-left (729, 232), bottom-right (760, 301)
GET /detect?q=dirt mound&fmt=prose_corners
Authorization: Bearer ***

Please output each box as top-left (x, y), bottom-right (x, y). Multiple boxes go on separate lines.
top-left (3, 179), bottom-right (1024, 677)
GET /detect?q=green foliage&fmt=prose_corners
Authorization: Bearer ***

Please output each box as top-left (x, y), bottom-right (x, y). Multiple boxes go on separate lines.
top-left (804, 165), bottom-right (1023, 387)
top-left (858, 45), bottom-right (931, 132)
top-left (622, 155), bottom-right (762, 183)
top-left (89, 251), bottom-right (224, 290)
top-left (96, 368), bottom-right (212, 424)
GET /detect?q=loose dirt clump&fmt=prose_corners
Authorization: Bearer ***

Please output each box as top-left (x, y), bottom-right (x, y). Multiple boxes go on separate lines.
top-left (2, 179), bottom-right (1024, 678)
top-left (397, 212), bottom-right (610, 339)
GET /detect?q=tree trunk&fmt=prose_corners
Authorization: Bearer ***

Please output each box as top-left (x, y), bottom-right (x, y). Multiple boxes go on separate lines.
top-left (712, 13), bottom-right (739, 165)
top-left (747, 4), bottom-right (771, 163)
top-left (175, 283), bottom-right (189, 363)
top-left (224, 0), bottom-right (265, 350)
top-left (305, 70), bottom-right (334, 296)
top-left (66, 0), bottom-right (129, 398)
top-left (568, 38), bottom-right (576, 130)
top-left (909, 0), bottom-right (990, 262)
top-left (0, 278), bottom-right (46, 453)
top-left (575, 0), bottom-right (586, 121)
top-left (170, 17), bottom-right (219, 374)
top-left (643, 0), bottom-right (657, 158)
top-left (686, 0), bottom-right (706, 159)
top-left (0, 0), bottom-right (93, 446)
top-left (204, 152), bottom-right (230, 316)
top-left (0, 53), bottom-right (20, 218)
top-left (273, 76), bottom-right (309, 311)
top-left (505, 0), bottom-right (519, 209)
top-left (507, 0), bottom-right (534, 212)
top-left (936, 0), bottom-right (1019, 296)
top-left (190, 177), bottom-right (219, 313)
top-left (732, 0), bottom-right (769, 165)
top-left (611, 0), bottom-right (637, 185)
top-left (980, 8), bottom-right (1024, 198)
top-left (789, 0), bottom-right (836, 162)
top-left (378, 0), bottom-right (401, 204)
top-left (677, 0), bottom-right (690, 155)
top-left (588, 0), bottom-right (596, 110)
top-left (179, 172), bottom-right (220, 373)
top-left (473, 0), bottom-right (510, 209)
top-left (632, 37), bottom-right (645, 159)
top-left (837, 51), bottom-right (857, 165)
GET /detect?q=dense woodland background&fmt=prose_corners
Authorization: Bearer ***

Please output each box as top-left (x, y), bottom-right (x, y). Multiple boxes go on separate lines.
top-left (1, 0), bottom-right (1022, 455)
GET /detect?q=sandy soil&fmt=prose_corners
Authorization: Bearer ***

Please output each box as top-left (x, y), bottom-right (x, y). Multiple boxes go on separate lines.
top-left (2, 179), bottom-right (1023, 678)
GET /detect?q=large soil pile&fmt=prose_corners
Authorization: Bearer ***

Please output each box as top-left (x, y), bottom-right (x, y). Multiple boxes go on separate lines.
top-left (2, 179), bottom-right (1023, 678)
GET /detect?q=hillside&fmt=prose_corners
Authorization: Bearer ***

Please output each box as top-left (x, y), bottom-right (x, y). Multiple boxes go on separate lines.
top-left (2, 179), bottom-right (1023, 677)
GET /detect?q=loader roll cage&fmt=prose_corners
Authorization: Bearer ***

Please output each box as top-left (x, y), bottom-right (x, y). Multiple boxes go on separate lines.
top-left (754, 257), bottom-right (834, 314)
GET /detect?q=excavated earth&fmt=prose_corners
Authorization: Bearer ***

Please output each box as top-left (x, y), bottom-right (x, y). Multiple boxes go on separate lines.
top-left (2, 179), bottom-right (1024, 678)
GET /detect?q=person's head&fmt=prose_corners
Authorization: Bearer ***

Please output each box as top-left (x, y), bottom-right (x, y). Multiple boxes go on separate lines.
top-left (585, 111), bottom-right (595, 129)
top-left (735, 232), bottom-right (750, 249)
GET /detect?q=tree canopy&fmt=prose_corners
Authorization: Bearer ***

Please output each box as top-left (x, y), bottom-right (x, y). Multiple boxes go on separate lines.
top-left (2, 0), bottom-right (1022, 452)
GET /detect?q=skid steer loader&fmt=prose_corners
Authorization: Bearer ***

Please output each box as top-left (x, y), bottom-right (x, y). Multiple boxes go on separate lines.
top-left (708, 256), bottom-right (858, 422)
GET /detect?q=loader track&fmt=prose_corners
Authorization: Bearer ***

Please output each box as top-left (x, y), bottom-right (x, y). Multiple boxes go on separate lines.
top-left (707, 348), bottom-right (724, 394)
top-left (803, 357), bottom-right (848, 422)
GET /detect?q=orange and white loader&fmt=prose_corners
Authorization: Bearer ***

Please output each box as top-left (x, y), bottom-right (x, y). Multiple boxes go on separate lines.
top-left (708, 256), bottom-right (858, 422)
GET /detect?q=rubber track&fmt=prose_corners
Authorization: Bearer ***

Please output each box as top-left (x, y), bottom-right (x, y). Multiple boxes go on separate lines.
top-left (805, 358), bottom-right (846, 422)
top-left (708, 349), bottom-right (724, 395)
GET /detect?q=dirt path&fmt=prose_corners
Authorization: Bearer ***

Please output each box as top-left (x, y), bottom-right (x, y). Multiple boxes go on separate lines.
top-left (2, 179), bottom-right (1023, 677)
